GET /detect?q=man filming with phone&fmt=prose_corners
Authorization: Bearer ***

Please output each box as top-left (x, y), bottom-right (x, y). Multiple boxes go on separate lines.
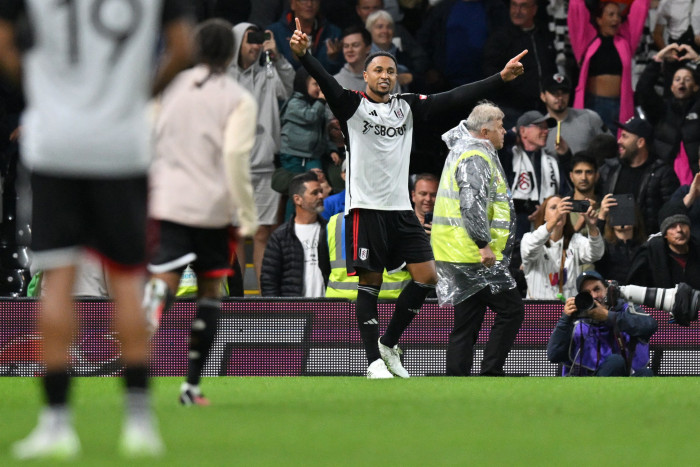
top-left (547, 271), bottom-right (657, 376)
top-left (598, 117), bottom-right (679, 235)
top-left (566, 152), bottom-right (599, 235)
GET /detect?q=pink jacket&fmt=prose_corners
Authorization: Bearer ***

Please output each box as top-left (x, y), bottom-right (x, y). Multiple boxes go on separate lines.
top-left (568, 0), bottom-right (649, 126)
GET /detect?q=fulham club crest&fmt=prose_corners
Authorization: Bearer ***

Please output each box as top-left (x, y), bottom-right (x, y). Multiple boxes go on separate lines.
top-left (394, 109), bottom-right (404, 119)
top-left (359, 248), bottom-right (369, 260)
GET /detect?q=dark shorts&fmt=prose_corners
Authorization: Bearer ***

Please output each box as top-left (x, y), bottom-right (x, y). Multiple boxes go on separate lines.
top-left (30, 172), bottom-right (147, 267)
top-left (344, 208), bottom-right (434, 275)
top-left (147, 220), bottom-right (233, 278)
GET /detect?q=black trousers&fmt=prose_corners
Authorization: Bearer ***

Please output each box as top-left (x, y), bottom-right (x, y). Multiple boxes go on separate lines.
top-left (446, 286), bottom-right (524, 376)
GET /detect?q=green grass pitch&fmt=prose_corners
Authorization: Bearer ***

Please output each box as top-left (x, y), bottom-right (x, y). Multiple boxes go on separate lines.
top-left (2, 376), bottom-right (700, 465)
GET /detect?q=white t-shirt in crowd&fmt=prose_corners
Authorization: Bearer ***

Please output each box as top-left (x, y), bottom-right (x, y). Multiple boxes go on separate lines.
top-left (294, 222), bottom-right (325, 298)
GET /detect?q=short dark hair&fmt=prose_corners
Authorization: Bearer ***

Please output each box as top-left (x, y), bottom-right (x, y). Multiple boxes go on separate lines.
top-left (364, 51), bottom-right (397, 71)
top-left (342, 25), bottom-right (372, 46)
top-left (288, 171), bottom-right (319, 198)
top-left (676, 65), bottom-right (700, 88)
top-left (413, 173), bottom-right (439, 188)
top-left (586, 133), bottom-right (618, 167)
top-left (570, 151), bottom-right (598, 172)
top-left (194, 19), bottom-right (235, 72)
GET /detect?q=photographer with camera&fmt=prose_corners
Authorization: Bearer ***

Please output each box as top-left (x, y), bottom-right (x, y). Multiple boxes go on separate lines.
top-left (547, 271), bottom-right (658, 376)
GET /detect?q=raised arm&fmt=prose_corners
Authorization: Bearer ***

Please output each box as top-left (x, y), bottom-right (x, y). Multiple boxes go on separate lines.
top-left (290, 17), bottom-right (353, 119)
top-left (413, 50), bottom-right (527, 121)
top-left (619, 0), bottom-right (650, 51)
top-left (568, 0), bottom-right (596, 63)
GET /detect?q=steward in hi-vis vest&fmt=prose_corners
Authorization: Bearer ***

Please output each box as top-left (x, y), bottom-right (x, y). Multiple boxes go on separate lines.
top-left (326, 214), bottom-right (411, 299)
top-left (431, 120), bottom-right (517, 306)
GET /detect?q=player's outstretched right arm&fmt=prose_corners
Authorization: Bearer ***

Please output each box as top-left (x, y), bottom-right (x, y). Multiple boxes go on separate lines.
top-left (290, 18), bottom-right (353, 120)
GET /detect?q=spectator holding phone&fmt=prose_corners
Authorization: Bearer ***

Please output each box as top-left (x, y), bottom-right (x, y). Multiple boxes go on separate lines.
top-left (594, 192), bottom-right (646, 284)
top-left (598, 117), bottom-right (679, 235)
top-left (521, 195), bottom-right (604, 299)
top-left (566, 152), bottom-right (600, 235)
top-left (230, 22), bottom-right (295, 286)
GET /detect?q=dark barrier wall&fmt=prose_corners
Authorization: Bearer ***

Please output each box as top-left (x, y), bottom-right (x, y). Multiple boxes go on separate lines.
top-left (2, 299), bottom-right (700, 377)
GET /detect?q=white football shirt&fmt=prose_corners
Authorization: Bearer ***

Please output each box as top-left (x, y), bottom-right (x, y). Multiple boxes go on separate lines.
top-left (13, 0), bottom-right (186, 176)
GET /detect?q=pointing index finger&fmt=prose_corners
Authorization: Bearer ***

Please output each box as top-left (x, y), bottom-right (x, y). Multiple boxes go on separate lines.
top-left (512, 49), bottom-right (528, 62)
top-left (295, 17), bottom-right (301, 32)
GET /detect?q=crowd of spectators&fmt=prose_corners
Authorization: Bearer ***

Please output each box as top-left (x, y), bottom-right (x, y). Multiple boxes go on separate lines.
top-left (1, 0), bottom-right (700, 302)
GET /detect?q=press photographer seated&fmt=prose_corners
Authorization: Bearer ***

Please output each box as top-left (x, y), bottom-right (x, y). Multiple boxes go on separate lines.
top-left (547, 271), bottom-right (658, 376)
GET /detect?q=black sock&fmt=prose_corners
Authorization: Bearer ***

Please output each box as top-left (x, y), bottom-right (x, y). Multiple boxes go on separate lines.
top-left (356, 284), bottom-right (381, 363)
top-left (186, 298), bottom-right (221, 386)
top-left (123, 365), bottom-right (148, 391)
top-left (123, 365), bottom-right (149, 418)
top-left (43, 370), bottom-right (69, 407)
top-left (381, 281), bottom-right (434, 348)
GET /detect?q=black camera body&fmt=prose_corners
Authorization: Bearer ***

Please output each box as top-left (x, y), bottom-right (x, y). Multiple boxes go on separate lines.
top-left (571, 291), bottom-right (596, 319)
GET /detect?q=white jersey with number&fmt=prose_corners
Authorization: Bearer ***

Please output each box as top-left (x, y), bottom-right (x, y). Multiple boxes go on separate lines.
top-left (20, 0), bottom-right (166, 176)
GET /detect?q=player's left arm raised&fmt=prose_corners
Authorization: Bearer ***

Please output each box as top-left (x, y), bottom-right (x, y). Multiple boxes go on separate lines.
top-left (500, 50), bottom-right (528, 82)
top-left (410, 50), bottom-right (528, 122)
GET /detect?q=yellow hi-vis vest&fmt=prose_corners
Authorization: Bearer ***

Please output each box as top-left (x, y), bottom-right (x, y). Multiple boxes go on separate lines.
top-left (432, 149), bottom-right (511, 263)
top-left (176, 265), bottom-right (229, 297)
top-left (325, 213), bottom-right (412, 299)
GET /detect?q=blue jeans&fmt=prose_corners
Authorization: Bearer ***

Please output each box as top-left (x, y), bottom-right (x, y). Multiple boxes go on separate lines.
top-left (594, 354), bottom-right (653, 376)
top-left (584, 93), bottom-right (620, 134)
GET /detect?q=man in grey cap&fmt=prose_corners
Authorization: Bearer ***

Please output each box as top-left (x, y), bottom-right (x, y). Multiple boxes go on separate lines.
top-left (627, 203), bottom-right (700, 290)
top-left (500, 110), bottom-right (573, 239)
top-left (540, 73), bottom-right (610, 156)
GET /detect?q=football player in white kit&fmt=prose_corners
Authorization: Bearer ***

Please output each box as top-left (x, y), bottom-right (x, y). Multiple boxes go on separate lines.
top-left (0, 0), bottom-right (193, 459)
top-left (290, 18), bottom-right (527, 378)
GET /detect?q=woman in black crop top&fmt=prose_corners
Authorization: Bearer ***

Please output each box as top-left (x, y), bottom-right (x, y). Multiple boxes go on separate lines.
top-left (568, 0), bottom-right (650, 133)
top-left (585, 2), bottom-right (624, 132)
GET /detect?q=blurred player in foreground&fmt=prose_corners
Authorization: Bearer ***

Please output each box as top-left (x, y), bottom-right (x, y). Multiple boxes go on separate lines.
top-left (145, 18), bottom-right (257, 406)
top-left (0, 0), bottom-right (193, 459)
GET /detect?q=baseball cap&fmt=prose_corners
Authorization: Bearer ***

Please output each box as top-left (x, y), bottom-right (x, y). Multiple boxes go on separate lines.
top-left (542, 73), bottom-right (572, 93)
top-left (516, 110), bottom-right (557, 130)
top-left (576, 270), bottom-right (606, 292)
top-left (616, 117), bottom-right (653, 142)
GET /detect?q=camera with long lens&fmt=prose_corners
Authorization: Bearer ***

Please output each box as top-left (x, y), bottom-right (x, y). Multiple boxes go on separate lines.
top-left (613, 282), bottom-right (700, 327)
top-left (571, 291), bottom-right (596, 320)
